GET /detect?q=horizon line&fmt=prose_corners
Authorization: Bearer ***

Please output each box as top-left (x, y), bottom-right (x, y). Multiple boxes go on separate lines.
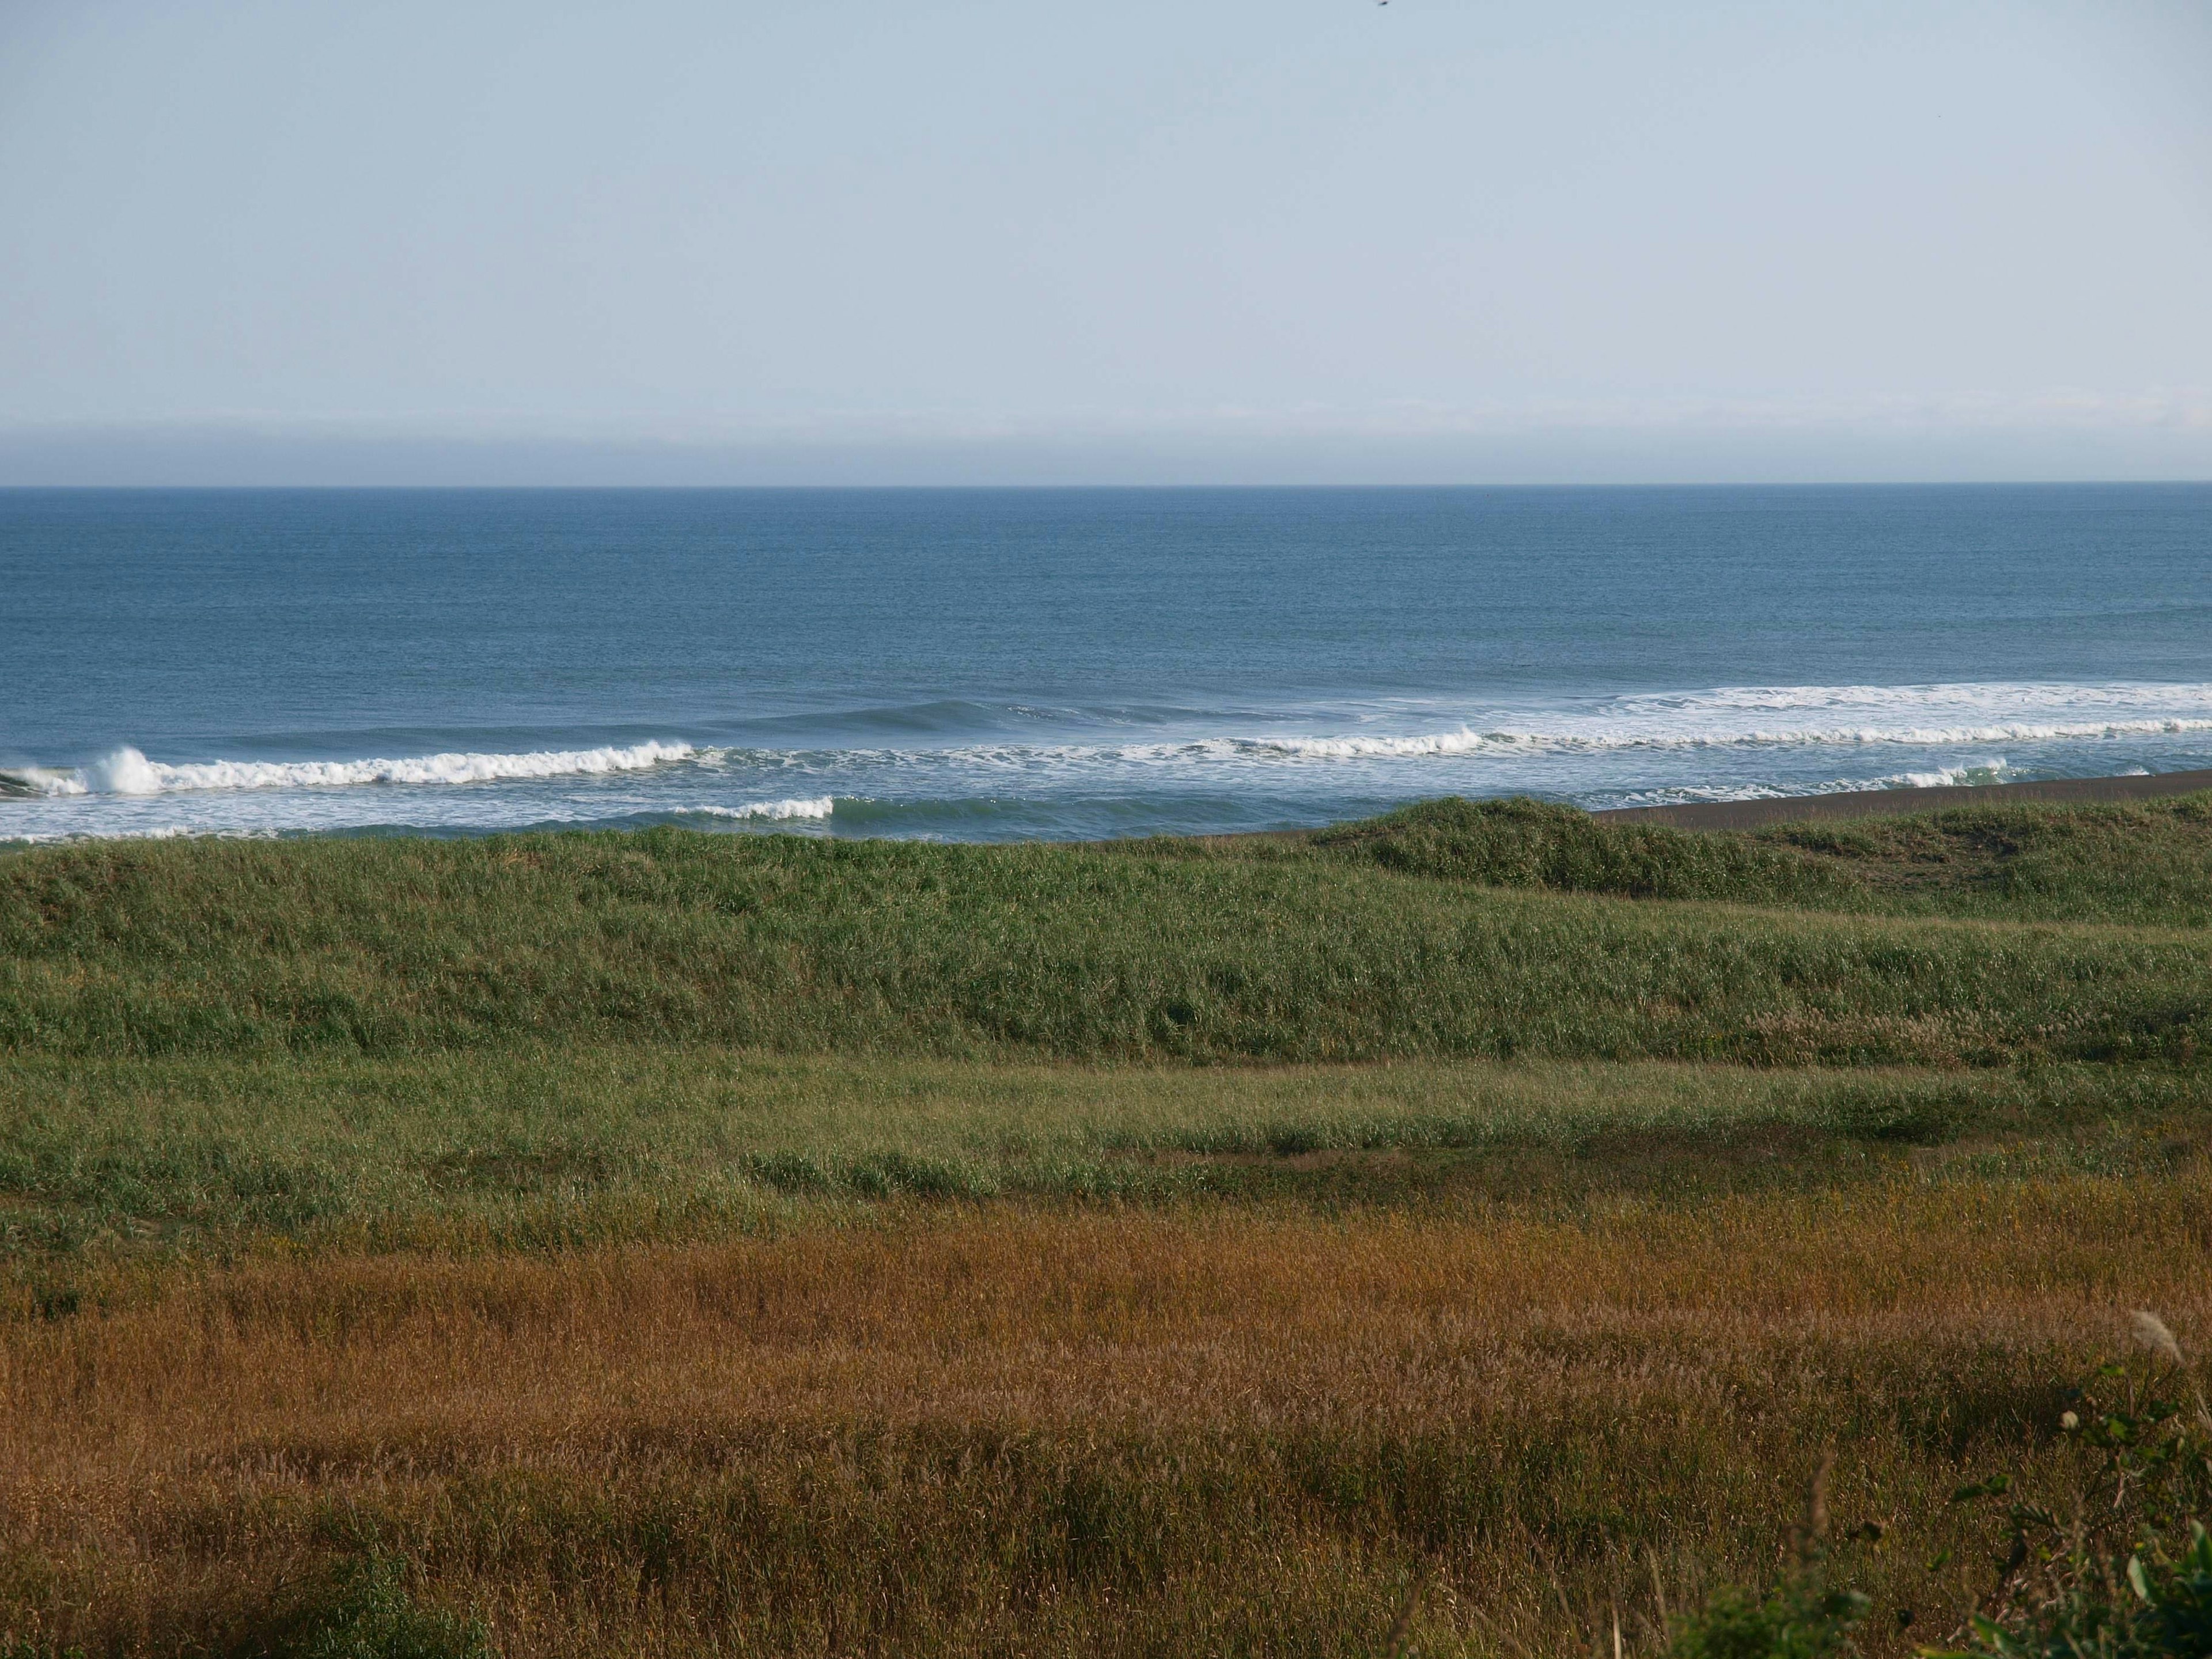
top-left (6, 478), bottom-right (2212, 491)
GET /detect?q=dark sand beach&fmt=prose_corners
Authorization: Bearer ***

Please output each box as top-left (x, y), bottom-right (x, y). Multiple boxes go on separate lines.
top-left (1600, 767), bottom-right (2212, 831)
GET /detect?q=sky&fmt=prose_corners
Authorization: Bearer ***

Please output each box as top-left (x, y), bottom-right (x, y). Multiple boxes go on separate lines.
top-left (2, 0), bottom-right (2210, 484)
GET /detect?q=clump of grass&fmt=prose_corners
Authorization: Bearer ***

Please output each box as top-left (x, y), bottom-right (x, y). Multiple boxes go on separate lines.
top-left (1764, 794), bottom-right (2212, 926)
top-left (1312, 797), bottom-right (1858, 907)
top-left (1668, 1458), bottom-right (1870, 1659)
top-left (279, 1554), bottom-right (490, 1659)
top-left (1300, 793), bottom-right (2212, 927)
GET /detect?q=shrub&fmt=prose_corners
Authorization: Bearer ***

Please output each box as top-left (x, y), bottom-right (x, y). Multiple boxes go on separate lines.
top-left (289, 1555), bottom-right (490, 1659)
top-left (1929, 1316), bottom-right (2212, 1659)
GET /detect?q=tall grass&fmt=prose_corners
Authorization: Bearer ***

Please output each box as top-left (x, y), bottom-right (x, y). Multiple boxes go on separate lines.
top-left (1297, 793), bottom-right (2212, 925)
top-left (4, 820), bottom-right (2209, 1066)
top-left (1, 1050), bottom-right (2207, 1255)
top-left (3, 1180), bottom-right (2208, 1657)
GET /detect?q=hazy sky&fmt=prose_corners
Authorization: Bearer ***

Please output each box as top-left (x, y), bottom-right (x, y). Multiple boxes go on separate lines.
top-left (3, 0), bottom-right (2210, 482)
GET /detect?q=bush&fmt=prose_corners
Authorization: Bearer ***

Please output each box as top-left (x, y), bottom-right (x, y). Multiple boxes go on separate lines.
top-left (1673, 1578), bottom-right (1869, 1659)
top-left (290, 1555), bottom-right (490, 1659)
top-left (1933, 1525), bottom-right (2212, 1659)
top-left (1929, 1316), bottom-right (2212, 1659)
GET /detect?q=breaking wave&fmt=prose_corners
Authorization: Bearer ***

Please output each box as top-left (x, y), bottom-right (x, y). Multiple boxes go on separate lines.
top-left (7, 682), bottom-right (2212, 843)
top-left (809, 682), bottom-right (2212, 774)
top-left (691, 797), bottom-right (837, 821)
top-left (0, 766), bottom-right (90, 798)
top-left (5, 741), bottom-right (696, 797)
top-left (1876, 761), bottom-right (2014, 790)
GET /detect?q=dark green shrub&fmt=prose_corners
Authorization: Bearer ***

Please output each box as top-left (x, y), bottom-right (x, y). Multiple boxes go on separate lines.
top-left (290, 1555), bottom-right (490, 1659)
top-left (1673, 1577), bottom-right (1869, 1659)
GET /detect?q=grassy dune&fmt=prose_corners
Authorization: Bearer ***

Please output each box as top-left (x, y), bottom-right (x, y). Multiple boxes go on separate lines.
top-left (1304, 792), bottom-right (2212, 923)
top-left (5, 797), bottom-right (2211, 1066)
top-left (4, 795), bottom-right (2211, 1657)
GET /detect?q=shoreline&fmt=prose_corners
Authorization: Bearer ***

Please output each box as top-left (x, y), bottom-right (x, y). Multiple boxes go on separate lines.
top-left (1597, 767), bottom-right (2212, 831)
top-left (7, 769), bottom-right (2212, 853)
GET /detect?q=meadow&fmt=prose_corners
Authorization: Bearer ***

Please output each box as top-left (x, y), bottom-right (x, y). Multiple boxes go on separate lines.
top-left (3, 794), bottom-right (2211, 1658)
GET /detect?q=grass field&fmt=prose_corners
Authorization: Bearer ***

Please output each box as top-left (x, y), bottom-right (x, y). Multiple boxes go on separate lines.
top-left (3, 795), bottom-right (2211, 1657)
top-left (7, 797), bottom-right (2212, 1066)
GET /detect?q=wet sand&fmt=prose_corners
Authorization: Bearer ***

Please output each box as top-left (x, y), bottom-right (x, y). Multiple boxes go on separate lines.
top-left (1599, 769), bottom-right (2212, 832)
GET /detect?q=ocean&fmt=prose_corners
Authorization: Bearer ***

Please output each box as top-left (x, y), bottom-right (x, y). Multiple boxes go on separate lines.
top-left (5, 484), bottom-right (2210, 845)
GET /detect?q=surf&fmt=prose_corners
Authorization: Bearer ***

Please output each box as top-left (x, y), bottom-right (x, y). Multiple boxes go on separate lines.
top-left (19, 740), bottom-right (699, 796)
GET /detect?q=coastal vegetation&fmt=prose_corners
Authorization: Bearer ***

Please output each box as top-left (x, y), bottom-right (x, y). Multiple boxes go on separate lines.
top-left (6, 794), bottom-right (2212, 1067)
top-left (2, 793), bottom-right (2210, 1657)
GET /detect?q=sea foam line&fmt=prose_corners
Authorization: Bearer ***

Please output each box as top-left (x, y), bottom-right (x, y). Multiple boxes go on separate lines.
top-left (1588, 680), bottom-right (2212, 715)
top-left (2, 741), bottom-right (697, 797)
top-left (906, 715), bottom-right (2212, 771)
top-left (1227, 716), bottom-right (2212, 761)
top-left (10, 683), bottom-right (2212, 800)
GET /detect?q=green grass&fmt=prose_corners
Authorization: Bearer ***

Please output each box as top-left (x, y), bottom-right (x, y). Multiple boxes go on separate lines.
top-left (4, 801), bottom-right (2211, 1067)
top-left (1291, 791), bottom-right (2212, 924)
top-left (3, 1050), bottom-right (2209, 1255)
top-left (6, 793), bottom-right (2211, 1258)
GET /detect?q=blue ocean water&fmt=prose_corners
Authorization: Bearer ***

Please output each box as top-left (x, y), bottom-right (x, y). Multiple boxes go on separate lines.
top-left (4, 486), bottom-right (2210, 844)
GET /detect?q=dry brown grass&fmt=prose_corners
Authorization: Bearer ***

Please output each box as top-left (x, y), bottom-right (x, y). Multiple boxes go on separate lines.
top-left (6, 1171), bottom-right (2210, 1657)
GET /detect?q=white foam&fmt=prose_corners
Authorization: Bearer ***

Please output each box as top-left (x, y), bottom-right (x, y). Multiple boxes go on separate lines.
top-left (1664, 681), bottom-right (2212, 714)
top-left (695, 796), bottom-right (836, 821)
top-left (1873, 760), bottom-right (2012, 790)
top-left (1883, 769), bottom-right (1987, 790)
top-left (1241, 729), bottom-right (1502, 760)
top-left (87, 748), bottom-right (168, 794)
top-left (884, 682), bottom-right (2212, 774)
top-left (968, 717), bottom-right (2212, 771)
top-left (0, 824), bottom-right (207, 846)
top-left (56, 740), bottom-right (696, 796)
top-left (1599, 761), bottom-right (2010, 810)
top-left (1156, 682), bottom-right (2212, 767)
top-left (0, 766), bottom-right (90, 798)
